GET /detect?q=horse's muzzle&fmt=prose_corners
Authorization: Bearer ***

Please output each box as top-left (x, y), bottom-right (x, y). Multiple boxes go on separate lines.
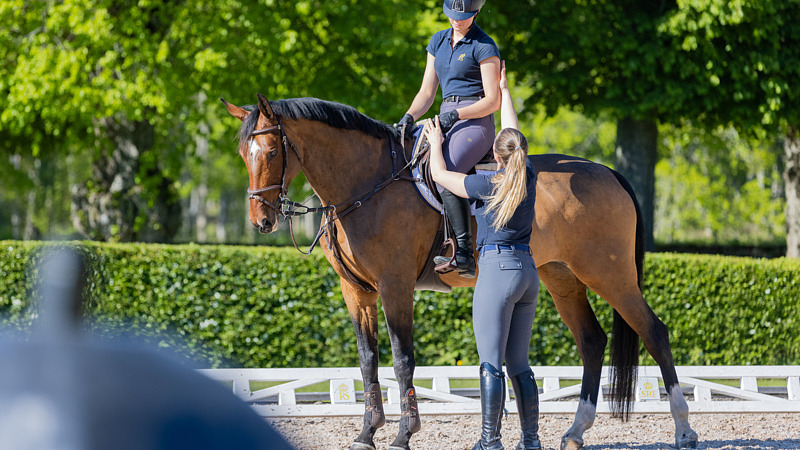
top-left (258, 217), bottom-right (274, 234)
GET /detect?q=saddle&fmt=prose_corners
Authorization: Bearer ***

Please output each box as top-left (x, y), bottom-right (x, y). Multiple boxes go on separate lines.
top-left (405, 125), bottom-right (497, 292)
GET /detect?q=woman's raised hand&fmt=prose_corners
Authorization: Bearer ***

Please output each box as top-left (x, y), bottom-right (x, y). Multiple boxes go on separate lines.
top-left (499, 60), bottom-right (508, 91)
top-left (423, 117), bottom-right (444, 149)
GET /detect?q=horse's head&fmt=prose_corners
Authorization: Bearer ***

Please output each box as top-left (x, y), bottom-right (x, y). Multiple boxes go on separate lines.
top-left (222, 94), bottom-right (289, 234)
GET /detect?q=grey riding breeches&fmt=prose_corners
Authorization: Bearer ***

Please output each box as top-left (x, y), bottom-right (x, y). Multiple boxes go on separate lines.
top-left (472, 246), bottom-right (539, 378)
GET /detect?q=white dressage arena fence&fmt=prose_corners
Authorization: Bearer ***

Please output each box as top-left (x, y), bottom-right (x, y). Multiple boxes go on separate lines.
top-left (199, 365), bottom-right (800, 417)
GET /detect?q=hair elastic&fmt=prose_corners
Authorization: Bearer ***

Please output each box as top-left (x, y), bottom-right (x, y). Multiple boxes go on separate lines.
top-left (514, 145), bottom-right (522, 151)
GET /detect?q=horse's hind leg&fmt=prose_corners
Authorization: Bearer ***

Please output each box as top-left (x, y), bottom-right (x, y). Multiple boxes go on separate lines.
top-left (342, 281), bottom-right (385, 450)
top-left (588, 278), bottom-right (698, 449)
top-left (378, 282), bottom-right (420, 450)
top-left (539, 262), bottom-right (607, 450)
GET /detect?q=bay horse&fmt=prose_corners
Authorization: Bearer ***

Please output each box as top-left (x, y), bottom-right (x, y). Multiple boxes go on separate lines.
top-left (222, 94), bottom-right (698, 450)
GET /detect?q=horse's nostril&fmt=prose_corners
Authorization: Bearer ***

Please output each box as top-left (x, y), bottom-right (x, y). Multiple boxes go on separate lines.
top-left (260, 218), bottom-right (272, 231)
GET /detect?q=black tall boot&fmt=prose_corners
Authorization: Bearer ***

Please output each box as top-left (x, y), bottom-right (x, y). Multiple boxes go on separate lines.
top-left (472, 362), bottom-right (505, 450)
top-left (510, 369), bottom-right (543, 450)
top-left (434, 189), bottom-right (475, 278)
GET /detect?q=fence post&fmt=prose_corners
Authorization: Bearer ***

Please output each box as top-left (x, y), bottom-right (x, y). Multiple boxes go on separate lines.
top-left (741, 377), bottom-right (759, 393)
top-left (543, 377), bottom-right (559, 393)
top-left (432, 377), bottom-right (451, 394)
top-left (788, 377), bottom-right (800, 401)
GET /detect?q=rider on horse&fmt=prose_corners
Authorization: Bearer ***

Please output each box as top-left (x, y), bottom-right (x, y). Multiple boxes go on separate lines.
top-left (398, 0), bottom-right (501, 278)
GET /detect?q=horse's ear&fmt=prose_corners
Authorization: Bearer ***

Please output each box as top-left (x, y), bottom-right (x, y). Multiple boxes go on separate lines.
top-left (257, 93), bottom-right (276, 121)
top-left (221, 98), bottom-right (248, 121)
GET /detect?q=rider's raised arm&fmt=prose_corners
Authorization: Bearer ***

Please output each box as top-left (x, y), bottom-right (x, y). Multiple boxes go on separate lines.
top-left (499, 60), bottom-right (519, 131)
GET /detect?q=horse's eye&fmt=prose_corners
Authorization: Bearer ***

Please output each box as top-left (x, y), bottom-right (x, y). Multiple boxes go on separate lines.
top-left (269, 149), bottom-right (279, 159)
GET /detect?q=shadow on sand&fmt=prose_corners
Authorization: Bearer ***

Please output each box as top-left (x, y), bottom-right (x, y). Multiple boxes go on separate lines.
top-left (582, 439), bottom-right (800, 450)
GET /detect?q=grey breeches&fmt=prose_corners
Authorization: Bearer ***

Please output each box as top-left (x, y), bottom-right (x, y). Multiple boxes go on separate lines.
top-left (472, 247), bottom-right (539, 378)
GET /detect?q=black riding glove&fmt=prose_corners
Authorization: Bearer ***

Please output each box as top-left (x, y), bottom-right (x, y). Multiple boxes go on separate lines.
top-left (395, 113), bottom-right (415, 128)
top-left (437, 109), bottom-right (460, 133)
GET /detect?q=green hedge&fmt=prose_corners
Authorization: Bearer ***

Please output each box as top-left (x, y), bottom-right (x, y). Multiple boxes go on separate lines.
top-left (1, 241), bottom-right (798, 368)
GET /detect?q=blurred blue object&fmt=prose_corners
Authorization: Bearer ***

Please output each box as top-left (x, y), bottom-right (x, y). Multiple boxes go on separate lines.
top-left (0, 248), bottom-right (294, 450)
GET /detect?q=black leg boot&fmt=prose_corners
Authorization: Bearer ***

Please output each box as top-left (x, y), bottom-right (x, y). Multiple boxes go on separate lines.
top-left (434, 189), bottom-right (476, 278)
top-left (472, 362), bottom-right (505, 450)
top-left (510, 369), bottom-right (543, 450)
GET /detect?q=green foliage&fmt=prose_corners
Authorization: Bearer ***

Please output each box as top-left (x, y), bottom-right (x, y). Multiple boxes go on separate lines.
top-left (518, 104), bottom-right (785, 245)
top-left (660, 0), bottom-right (800, 130)
top-left (655, 124), bottom-right (785, 243)
top-left (2, 241), bottom-right (799, 368)
top-left (489, 0), bottom-right (799, 130)
top-left (0, 0), bottom-right (439, 242)
top-left (645, 253), bottom-right (800, 365)
top-left (0, 0), bottom-right (794, 249)
top-left (488, 0), bottom-right (686, 121)
top-left (524, 105), bottom-right (617, 166)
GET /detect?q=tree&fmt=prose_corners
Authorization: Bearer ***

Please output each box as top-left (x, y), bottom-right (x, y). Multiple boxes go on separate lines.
top-left (656, 123), bottom-right (785, 244)
top-left (658, 0), bottom-right (800, 257)
top-left (483, 0), bottom-right (693, 250)
top-left (167, 0), bottom-right (433, 243)
top-left (515, 99), bottom-right (785, 246)
top-left (0, 0), bottom-right (431, 242)
top-left (0, 0), bottom-right (186, 241)
top-left (483, 0), bottom-right (800, 253)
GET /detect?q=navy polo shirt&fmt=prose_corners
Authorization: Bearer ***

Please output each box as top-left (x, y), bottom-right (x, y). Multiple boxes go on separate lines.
top-left (426, 24), bottom-right (500, 98)
top-left (463, 158), bottom-right (536, 249)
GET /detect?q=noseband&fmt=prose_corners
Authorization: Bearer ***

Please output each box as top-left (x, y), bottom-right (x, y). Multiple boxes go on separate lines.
top-left (246, 120), bottom-right (290, 213)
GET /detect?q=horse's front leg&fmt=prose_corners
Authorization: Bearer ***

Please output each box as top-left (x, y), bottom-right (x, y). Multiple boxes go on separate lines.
top-left (342, 280), bottom-right (385, 450)
top-left (379, 283), bottom-right (420, 450)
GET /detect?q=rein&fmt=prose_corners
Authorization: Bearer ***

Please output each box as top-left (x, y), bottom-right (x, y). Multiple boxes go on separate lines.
top-left (247, 119), bottom-right (415, 259)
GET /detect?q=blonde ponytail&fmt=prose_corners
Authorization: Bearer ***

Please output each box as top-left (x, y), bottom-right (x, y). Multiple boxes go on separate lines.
top-left (484, 129), bottom-right (529, 230)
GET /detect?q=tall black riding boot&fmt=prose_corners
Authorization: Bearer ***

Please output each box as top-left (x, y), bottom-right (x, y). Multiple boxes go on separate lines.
top-left (472, 362), bottom-right (505, 450)
top-left (510, 369), bottom-right (543, 450)
top-left (434, 189), bottom-right (476, 278)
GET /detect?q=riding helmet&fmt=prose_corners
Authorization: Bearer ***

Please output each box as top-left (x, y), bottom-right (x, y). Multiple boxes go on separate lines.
top-left (443, 0), bottom-right (485, 20)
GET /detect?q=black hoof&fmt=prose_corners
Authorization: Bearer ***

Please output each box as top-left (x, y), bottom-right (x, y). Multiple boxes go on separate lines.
top-left (351, 442), bottom-right (376, 450)
top-left (389, 435), bottom-right (412, 450)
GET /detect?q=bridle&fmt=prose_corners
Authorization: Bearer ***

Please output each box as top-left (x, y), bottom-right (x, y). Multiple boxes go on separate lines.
top-left (246, 119), bottom-right (290, 212)
top-left (245, 116), bottom-right (341, 256)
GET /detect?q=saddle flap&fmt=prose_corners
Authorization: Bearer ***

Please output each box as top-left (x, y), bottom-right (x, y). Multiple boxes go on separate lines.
top-left (474, 150), bottom-right (498, 173)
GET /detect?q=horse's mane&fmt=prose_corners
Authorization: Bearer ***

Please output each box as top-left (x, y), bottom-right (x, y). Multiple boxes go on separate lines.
top-left (237, 97), bottom-right (400, 152)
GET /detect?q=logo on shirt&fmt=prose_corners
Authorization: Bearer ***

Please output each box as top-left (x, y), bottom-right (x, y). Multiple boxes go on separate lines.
top-left (458, 53), bottom-right (466, 61)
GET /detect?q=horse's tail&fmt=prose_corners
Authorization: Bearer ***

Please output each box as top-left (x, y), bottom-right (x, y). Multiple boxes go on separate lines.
top-left (608, 169), bottom-right (643, 421)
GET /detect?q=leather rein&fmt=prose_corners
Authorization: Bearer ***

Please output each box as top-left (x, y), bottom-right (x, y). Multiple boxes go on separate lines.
top-left (246, 118), bottom-right (415, 266)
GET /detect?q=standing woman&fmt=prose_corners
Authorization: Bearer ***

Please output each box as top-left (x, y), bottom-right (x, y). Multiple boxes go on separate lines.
top-left (423, 62), bottom-right (542, 450)
top-left (397, 0), bottom-right (501, 278)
